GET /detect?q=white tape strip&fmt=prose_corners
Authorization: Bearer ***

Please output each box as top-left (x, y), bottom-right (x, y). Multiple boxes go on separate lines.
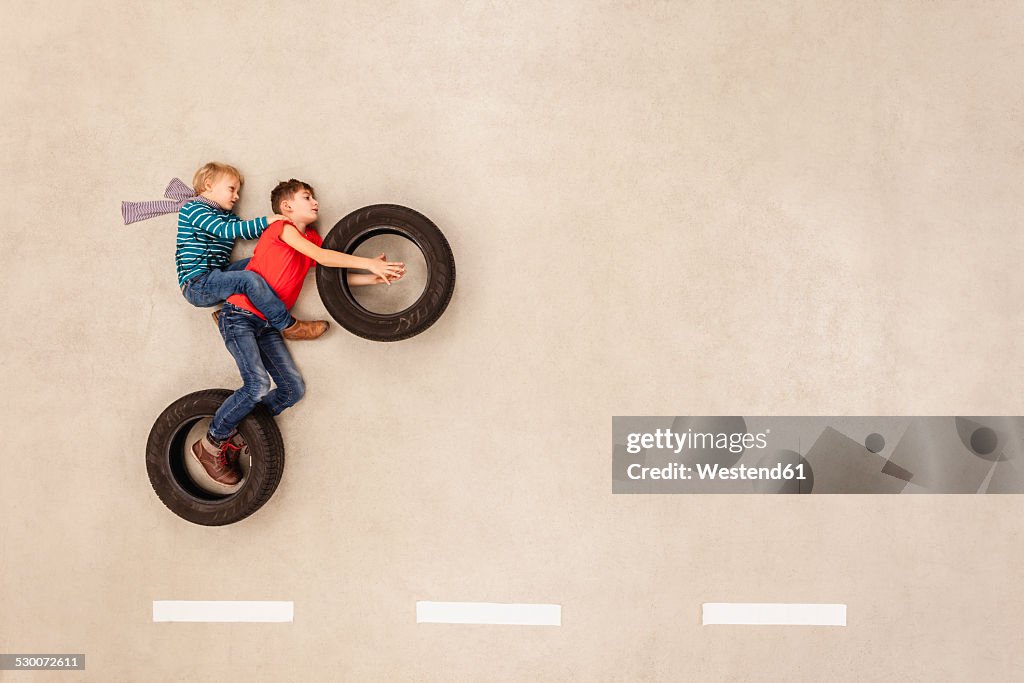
top-left (702, 603), bottom-right (846, 626)
top-left (416, 601), bottom-right (561, 626)
top-left (152, 601), bottom-right (294, 623)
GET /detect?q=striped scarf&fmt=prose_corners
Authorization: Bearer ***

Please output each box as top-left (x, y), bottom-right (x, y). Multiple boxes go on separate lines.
top-left (122, 178), bottom-right (196, 224)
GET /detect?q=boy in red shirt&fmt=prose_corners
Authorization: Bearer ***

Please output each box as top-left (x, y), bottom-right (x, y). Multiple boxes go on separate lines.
top-left (192, 179), bottom-right (405, 485)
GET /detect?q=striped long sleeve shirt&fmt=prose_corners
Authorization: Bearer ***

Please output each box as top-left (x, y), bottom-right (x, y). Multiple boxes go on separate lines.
top-left (175, 198), bottom-right (268, 286)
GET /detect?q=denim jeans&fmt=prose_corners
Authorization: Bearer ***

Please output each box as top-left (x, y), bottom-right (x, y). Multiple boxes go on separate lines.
top-left (209, 303), bottom-right (306, 441)
top-left (181, 258), bottom-right (294, 332)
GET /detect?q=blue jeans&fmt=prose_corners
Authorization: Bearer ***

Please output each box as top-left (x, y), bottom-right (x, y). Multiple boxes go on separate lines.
top-left (209, 303), bottom-right (306, 441)
top-left (181, 258), bottom-right (294, 332)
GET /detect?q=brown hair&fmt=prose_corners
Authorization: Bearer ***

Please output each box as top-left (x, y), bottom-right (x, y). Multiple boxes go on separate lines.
top-left (192, 161), bottom-right (243, 194)
top-left (271, 179), bottom-right (316, 214)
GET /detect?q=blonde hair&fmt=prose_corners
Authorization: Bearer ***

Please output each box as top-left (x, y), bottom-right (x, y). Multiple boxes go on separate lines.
top-left (192, 162), bottom-right (244, 194)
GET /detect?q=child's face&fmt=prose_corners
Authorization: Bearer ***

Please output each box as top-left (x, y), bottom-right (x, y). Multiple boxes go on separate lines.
top-left (284, 189), bottom-right (319, 225)
top-left (203, 173), bottom-right (241, 210)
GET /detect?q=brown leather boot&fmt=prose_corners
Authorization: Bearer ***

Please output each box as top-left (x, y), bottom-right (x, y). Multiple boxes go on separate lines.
top-left (191, 436), bottom-right (241, 486)
top-left (211, 309), bottom-right (221, 325)
top-left (226, 432), bottom-right (248, 475)
top-left (282, 318), bottom-right (329, 340)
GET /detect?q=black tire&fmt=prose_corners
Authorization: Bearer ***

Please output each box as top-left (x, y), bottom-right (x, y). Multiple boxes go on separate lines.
top-left (315, 204), bottom-right (455, 341)
top-left (146, 389), bottom-right (285, 526)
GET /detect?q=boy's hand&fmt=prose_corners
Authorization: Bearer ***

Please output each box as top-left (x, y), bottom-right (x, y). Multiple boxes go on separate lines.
top-left (365, 253), bottom-right (405, 286)
top-left (268, 213), bottom-right (288, 224)
top-left (376, 253), bottom-right (405, 282)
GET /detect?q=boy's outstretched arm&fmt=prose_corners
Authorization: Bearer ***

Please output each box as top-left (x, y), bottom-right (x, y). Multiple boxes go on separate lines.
top-left (181, 202), bottom-right (288, 240)
top-left (280, 224), bottom-right (404, 285)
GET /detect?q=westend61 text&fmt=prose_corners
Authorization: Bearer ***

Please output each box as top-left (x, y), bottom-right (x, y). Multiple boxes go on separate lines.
top-left (627, 462), bottom-right (807, 481)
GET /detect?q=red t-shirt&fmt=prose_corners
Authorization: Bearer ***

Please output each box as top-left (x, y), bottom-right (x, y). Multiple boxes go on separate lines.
top-left (227, 220), bottom-right (322, 319)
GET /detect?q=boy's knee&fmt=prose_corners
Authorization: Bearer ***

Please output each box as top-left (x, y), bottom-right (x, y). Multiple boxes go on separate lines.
top-left (273, 372), bottom-right (305, 409)
top-left (283, 375), bottom-right (305, 407)
top-left (243, 374), bottom-right (272, 402)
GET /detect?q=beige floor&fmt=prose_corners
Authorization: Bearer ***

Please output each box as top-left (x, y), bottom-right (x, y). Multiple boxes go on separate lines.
top-left (2, 1), bottom-right (1023, 680)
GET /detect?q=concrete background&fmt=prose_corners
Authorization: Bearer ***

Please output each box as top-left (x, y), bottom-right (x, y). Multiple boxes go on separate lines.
top-left (2, 0), bottom-right (1022, 680)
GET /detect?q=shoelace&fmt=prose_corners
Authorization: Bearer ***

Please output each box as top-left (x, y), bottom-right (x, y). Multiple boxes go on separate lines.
top-left (216, 440), bottom-right (242, 468)
top-left (227, 435), bottom-right (246, 462)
